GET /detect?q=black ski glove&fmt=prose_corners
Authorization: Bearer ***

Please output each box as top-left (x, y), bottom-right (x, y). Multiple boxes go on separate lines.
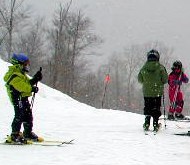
top-left (32, 86), bottom-right (39, 93)
top-left (30, 71), bottom-right (43, 85)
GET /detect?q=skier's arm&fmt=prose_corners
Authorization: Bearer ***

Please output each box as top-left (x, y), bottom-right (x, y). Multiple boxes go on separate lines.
top-left (160, 66), bottom-right (168, 84)
top-left (181, 73), bottom-right (189, 83)
top-left (9, 76), bottom-right (32, 93)
top-left (138, 71), bottom-right (143, 83)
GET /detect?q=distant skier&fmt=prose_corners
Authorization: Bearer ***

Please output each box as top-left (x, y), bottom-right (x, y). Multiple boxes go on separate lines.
top-left (4, 53), bottom-right (43, 143)
top-left (138, 49), bottom-right (168, 132)
top-left (168, 60), bottom-right (189, 120)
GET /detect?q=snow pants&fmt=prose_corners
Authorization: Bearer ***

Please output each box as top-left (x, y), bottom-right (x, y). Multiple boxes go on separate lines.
top-left (169, 88), bottom-right (184, 113)
top-left (12, 97), bottom-right (33, 134)
top-left (144, 97), bottom-right (162, 125)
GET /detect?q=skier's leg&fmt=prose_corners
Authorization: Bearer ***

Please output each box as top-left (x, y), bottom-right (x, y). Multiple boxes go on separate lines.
top-left (11, 100), bottom-right (24, 142)
top-left (175, 91), bottom-right (184, 119)
top-left (168, 88), bottom-right (175, 119)
top-left (22, 98), bottom-right (38, 140)
top-left (143, 115), bottom-right (151, 131)
top-left (143, 97), bottom-right (152, 130)
top-left (152, 97), bottom-right (162, 131)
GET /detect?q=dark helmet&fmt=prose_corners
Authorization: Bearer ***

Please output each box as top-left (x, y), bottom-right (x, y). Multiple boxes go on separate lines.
top-left (147, 49), bottom-right (160, 61)
top-left (11, 53), bottom-right (30, 72)
top-left (172, 60), bottom-right (182, 70)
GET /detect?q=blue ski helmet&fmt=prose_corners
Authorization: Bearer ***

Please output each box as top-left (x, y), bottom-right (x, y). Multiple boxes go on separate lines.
top-left (11, 53), bottom-right (29, 65)
top-left (147, 49), bottom-right (160, 61)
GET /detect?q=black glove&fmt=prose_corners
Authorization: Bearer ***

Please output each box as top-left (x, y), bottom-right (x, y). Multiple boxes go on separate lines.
top-left (30, 71), bottom-right (43, 85)
top-left (31, 86), bottom-right (39, 93)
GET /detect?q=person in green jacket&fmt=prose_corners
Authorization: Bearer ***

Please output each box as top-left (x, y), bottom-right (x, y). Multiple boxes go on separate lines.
top-left (4, 53), bottom-right (42, 143)
top-left (138, 49), bottom-right (168, 132)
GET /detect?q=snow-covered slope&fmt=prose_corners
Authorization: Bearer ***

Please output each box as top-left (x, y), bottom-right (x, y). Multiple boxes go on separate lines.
top-left (0, 58), bottom-right (190, 165)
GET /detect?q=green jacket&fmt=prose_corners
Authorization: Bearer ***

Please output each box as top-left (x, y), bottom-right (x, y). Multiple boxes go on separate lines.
top-left (138, 61), bottom-right (168, 97)
top-left (4, 64), bottom-right (32, 102)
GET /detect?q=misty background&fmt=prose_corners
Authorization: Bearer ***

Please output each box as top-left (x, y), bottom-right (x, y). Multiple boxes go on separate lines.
top-left (26, 0), bottom-right (190, 69)
top-left (1, 0), bottom-right (190, 115)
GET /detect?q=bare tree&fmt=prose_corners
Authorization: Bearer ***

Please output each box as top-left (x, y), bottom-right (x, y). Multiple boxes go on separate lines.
top-left (98, 46), bottom-right (145, 110)
top-left (0, 0), bottom-right (30, 59)
top-left (47, 2), bottom-right (101, 96)
top-left (47, 1), bottom-right (72, 89)
top-left (15, 17), bottom-right (46, 75)
top-left (123, 45), bottom-right (145, 109)
top-left (92, 42), bottom-right (174, 112)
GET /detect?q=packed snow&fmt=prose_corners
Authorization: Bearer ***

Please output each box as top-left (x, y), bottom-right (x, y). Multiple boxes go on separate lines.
top-left (0, 58), bottom-right (190, 165)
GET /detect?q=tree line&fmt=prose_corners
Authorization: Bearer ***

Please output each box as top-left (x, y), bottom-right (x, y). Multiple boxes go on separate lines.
top-left (1, 0), bottom-right (190, 115)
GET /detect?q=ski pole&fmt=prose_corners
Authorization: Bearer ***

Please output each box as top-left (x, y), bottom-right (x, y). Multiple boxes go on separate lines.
top-left (30, 67), bottom-right (42, 110)
top-left (162, 93), bottom-right (167, 129)
top-left (171, 85), bottom-right (179, 109)
top-left (170, 73), bottom-right (182, 112)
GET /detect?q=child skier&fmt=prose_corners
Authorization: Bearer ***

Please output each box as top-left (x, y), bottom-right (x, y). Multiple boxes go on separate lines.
top-left (4, 53), bottom-right (43, 143)
top-left (138, 49), bottom-right (168, 132)
top-left (168, 60), bottom-right (189, 120)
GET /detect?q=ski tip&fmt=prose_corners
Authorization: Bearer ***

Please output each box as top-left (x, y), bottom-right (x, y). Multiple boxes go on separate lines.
top-left (174, 131), bottom-right (190, 136)
top-left (62, 139), bottom-right (75, 144)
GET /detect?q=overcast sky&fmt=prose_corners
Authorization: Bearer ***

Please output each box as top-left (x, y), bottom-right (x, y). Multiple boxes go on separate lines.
top-left (26, 0), bottom-right (190, 70)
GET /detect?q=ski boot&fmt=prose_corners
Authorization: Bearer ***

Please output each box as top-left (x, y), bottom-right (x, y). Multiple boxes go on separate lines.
top-left (143, 123), bottom-right (150, 131)
top-left (6, 132), bottom-right (28, 144)
top-left (168, 112), bottom-right (175, 120)
top-left (175, 113), bottom-right (184, 119)
top-left (153, 124), bottom-right (159, 132)
top-left (153, 121), bottom-right (161, 133)
top-left (143, 115), bottom-right (151, 131)
top-left (23, 131), bottom-right (44, 142)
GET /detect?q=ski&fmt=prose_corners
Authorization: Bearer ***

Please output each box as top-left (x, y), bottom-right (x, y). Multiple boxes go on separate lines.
top-left (144, 130), bottom-right (157, 135)
top-left (175, 118), bottom-right (190, 122)
top-left (43, 139), bottom-right (74, 143)
top-left (32, 139), bottom-right (74, 147)
top-left (33, 139), bottom-right (75, 146)
top-left (0, 141), bottom-right (32, 146)
top-left (0, 139), bottom-right (74, 146)
top-left (174, 131), bottom-right (190, 137)
top-left (159, 116), bottom-right (190, 122)
top-left (144, 130), bottom-right (149, 135)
